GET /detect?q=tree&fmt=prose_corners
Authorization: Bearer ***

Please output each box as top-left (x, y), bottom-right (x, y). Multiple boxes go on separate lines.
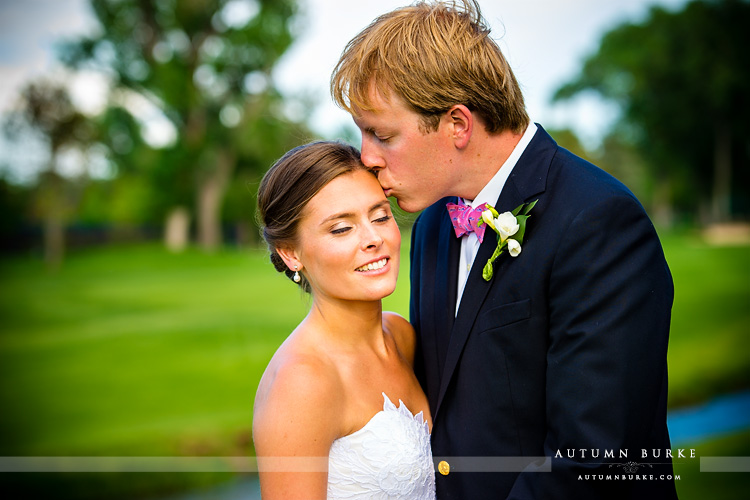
top-left (61, 0), bottom-right (308, 251)
top-left (3, 80), bottom-right (96, 269)
top-left (554, 0), bottom-right (750, 223)
top-left (544, 128), bottom-right (594, 164)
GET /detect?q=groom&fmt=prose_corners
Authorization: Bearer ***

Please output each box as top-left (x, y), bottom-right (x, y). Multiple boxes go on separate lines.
top-left (332, 1), bottom-right (678, 499)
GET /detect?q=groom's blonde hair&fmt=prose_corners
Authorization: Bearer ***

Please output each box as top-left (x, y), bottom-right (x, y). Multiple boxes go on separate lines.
top-left (331, 0), bottom-right (528, 134)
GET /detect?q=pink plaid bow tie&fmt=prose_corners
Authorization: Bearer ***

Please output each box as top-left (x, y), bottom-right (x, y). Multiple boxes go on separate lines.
top-left (446, 200), bottom-right (490, 242)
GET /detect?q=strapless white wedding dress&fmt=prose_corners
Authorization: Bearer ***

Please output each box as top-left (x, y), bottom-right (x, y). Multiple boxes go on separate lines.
top-left (327, 393), bottom-right (436, 499)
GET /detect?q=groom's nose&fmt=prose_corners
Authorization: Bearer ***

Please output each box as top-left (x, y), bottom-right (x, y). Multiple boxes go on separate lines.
top-left (360, 138), bottom-right (384, 171)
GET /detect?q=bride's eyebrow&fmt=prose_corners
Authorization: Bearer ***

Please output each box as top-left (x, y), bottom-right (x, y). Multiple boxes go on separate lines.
top-left (319, 200), bottom-right (390, 226)
top-left (319, 210), bottom-right (354, 226)
top-left (368, 200), bottom-right (390, 214)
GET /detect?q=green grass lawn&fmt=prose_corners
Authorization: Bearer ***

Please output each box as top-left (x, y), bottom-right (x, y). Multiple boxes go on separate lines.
top-left (0, 245), bottom-right (312, 457)
top-left (0, 229), bottom-right (747, 498)
top-left (659, 231), bottom-right (750, 407)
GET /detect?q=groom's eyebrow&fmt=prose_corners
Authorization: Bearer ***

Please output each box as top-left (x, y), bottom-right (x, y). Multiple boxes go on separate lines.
top-left (353, 119), bottom-right (379, 138)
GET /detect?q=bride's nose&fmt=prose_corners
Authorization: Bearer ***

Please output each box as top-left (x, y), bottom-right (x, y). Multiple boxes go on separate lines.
top-left (361, 223), bottom-right (384, 250)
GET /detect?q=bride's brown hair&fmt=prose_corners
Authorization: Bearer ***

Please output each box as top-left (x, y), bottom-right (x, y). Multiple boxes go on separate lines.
top-left (256, 141), bottom-right (370, 293)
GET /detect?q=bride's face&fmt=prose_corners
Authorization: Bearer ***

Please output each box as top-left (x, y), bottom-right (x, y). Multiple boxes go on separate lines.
top-left (294, 169), bottom-right (401, 302)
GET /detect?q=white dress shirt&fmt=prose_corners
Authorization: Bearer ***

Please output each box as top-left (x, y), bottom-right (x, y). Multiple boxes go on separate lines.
top-left (455, 122), bottom-right (538, 315)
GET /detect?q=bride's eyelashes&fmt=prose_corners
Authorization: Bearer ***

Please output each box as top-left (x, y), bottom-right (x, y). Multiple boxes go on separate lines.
top-left (331, 225), bottom-right (352, 235)
top-left (328, 215), bottom-right (392, 236)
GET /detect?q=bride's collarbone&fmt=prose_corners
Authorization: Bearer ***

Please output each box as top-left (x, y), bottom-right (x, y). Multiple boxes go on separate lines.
top-left (340, 368), bottom-right (428, 427)
top-left (306, 336), bottom-right (428, 433)
top-left (337, 353), bottom-right (416, 396)
top-left (340, 385), bottom-right (431, 438)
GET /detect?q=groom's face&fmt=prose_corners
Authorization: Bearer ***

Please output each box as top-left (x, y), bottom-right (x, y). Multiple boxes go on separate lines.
top-left (352, 88), bottom-right (456, 213)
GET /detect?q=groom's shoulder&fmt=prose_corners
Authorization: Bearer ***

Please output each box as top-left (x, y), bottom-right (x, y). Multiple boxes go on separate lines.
top-left (531, 125), bottom-right (637, 203)
top-left (547, 145), bottom-right (640, 208)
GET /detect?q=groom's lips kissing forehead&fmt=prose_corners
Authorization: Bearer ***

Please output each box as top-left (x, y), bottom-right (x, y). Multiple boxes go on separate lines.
top-left (372, 170), bottom-right (393, 197)
top-left (376, 179), bottom-right (392, 198)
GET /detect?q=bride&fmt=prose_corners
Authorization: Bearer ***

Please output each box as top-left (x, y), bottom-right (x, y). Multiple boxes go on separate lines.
top-left (253, 141), bottom-right (436, 499)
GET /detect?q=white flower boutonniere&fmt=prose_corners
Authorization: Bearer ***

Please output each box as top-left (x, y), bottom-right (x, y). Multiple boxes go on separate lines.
top-left (477, 199), bottom-right (538, 281)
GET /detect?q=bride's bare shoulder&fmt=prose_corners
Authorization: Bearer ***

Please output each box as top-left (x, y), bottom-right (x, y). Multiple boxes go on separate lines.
top-left (255, 335), bottom-right (342, 415)
top-left (253, 333), bottom-right (344, 451)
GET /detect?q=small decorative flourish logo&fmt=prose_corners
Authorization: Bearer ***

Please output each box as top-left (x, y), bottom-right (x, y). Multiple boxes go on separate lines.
top-left (609, 461), bottom-right (654, 474)
top-left (478, 199), bottom-right (538, 281)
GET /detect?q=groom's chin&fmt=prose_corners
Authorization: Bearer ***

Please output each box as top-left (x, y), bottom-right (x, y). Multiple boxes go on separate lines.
top-left (393, 197), bottom-right (429, 214)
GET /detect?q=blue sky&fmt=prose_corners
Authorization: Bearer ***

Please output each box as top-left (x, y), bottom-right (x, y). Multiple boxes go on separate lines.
top-left (0, 0), bottom-right (94, 105)
top-left (0, 0), bottom-right (689, 147)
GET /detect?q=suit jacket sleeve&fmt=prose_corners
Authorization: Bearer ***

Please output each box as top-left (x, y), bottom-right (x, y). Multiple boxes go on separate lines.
top-left (507, 193), bottom-right (674, 499)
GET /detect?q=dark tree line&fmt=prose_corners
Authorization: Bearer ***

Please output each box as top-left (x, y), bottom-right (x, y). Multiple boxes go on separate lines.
top-left (555, 0), bottom-right (750, 224)
top-left (2, 0), bottom-right (749, 266)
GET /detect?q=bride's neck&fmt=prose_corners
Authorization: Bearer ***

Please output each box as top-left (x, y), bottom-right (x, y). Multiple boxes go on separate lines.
top-left (304, 296), bottom-right (385, 349)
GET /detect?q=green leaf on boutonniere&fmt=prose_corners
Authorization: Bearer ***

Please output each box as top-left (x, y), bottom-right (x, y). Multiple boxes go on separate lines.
top-left (520, 199), bottom-right (538, 215)
top-left (514, 214), bottom-right (529, 243)
top-left (481, 199), bottom-right (539, 282)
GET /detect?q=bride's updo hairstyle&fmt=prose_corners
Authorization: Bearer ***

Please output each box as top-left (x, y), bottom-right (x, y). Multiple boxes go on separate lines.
top-left (257, 141), bottom-right (370, 293)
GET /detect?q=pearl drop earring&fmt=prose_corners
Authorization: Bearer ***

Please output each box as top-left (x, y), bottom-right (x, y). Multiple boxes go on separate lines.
top-left (293, 265), bottom-right (301, 283)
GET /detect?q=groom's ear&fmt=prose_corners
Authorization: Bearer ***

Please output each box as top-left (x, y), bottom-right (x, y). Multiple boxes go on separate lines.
top-left (448, 104), bottom-right (472, 150)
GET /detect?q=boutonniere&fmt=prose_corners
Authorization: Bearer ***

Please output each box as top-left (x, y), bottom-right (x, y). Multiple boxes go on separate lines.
top-left (477, 199), bottom-right (538, 281)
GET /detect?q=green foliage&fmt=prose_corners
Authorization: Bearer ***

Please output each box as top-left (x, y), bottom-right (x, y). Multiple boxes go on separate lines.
top-left (554, 0), bottom-right (750, 220)
top-left (1, 80), bottom-right (103, 267)
top-left (77, 176), bottom-right (156, 225)
top-left (58, 0), bottom-right (311, 248)
top-left (545, 128), bottom-right (595, 164)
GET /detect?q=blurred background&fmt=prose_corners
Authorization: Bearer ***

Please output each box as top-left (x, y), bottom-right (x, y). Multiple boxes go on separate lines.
top-left (0, 0), bottom-right (748, 498)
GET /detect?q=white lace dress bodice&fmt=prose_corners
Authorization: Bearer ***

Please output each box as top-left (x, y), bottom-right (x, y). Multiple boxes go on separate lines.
top-left (327, 393), bottom-right (436, 500)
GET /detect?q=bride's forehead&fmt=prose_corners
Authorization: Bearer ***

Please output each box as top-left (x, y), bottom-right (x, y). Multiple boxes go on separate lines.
top-left (316, 171), bottom-right (380, 201)
top-left (304, 171), bottom-right (385, 218)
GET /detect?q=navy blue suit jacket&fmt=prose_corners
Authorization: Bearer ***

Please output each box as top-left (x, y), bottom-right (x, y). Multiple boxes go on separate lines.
top-left (410, 126), bottom-right (678, 499)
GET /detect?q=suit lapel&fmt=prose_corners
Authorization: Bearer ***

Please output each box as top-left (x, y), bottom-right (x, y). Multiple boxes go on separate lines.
top-left (436, 198), bottom-right (460, 328)
top-left (432, 125), bottom-right (556, 418)
top-left (430, 199), bottom-right (460, 415)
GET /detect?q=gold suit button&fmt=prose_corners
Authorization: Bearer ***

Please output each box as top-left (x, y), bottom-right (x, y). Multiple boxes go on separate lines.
top-left (438, 460), bottom-right (450, 476)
